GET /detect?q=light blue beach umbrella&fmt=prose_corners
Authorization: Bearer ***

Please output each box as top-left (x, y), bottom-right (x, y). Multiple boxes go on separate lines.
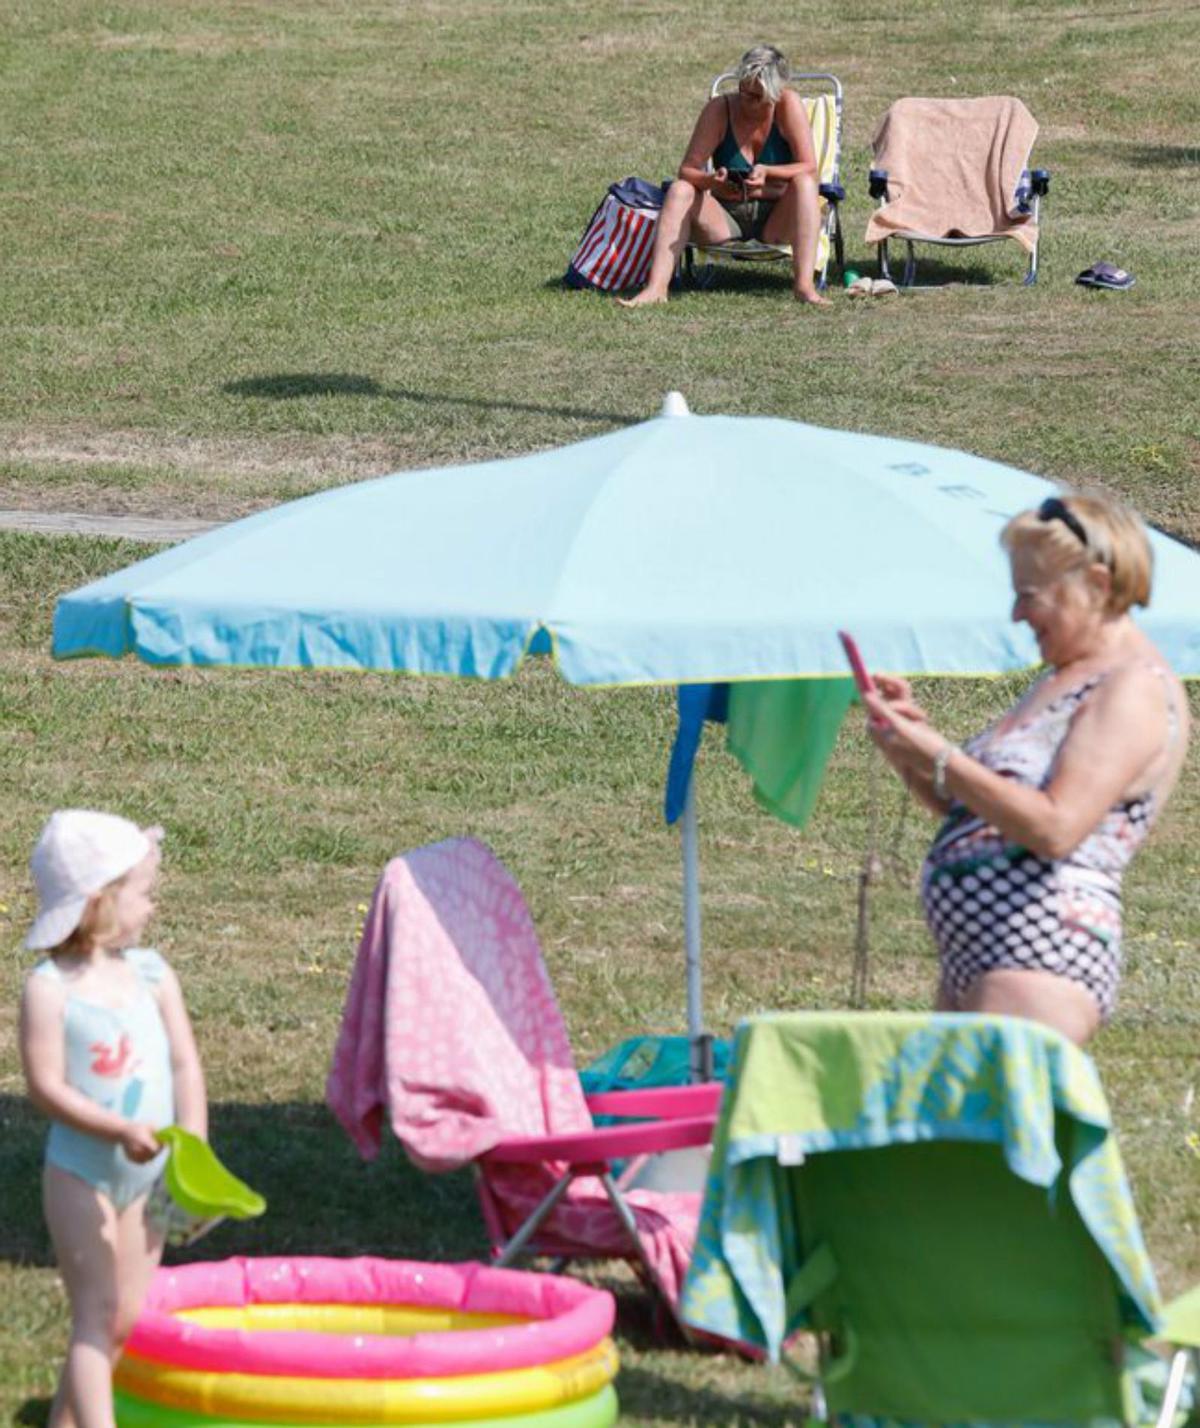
top-left (53, 395), bottom-right (1200, 1050)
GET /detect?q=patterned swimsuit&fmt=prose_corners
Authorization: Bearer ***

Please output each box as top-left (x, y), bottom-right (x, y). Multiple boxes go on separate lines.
top-left (921, 675), bottom-right (1168, 1020)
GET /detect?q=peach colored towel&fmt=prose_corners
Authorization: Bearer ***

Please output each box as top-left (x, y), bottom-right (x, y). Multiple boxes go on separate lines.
top-left (865, 96), bottom-right (1039, 254)
top-left (325, 836), bottom-right (700, 1307)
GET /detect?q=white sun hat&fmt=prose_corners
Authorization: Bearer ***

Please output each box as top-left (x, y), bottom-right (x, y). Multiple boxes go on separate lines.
top-left (26, 809), bottom-right (155, 951)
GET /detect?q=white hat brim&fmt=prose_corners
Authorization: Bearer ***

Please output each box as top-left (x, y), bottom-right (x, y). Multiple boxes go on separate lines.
top-left (25, 893), bottom-right (90, 951)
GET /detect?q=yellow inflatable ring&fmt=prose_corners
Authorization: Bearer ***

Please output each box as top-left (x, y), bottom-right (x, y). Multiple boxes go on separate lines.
top-left (115, 1338), bottom-right (618, 1423)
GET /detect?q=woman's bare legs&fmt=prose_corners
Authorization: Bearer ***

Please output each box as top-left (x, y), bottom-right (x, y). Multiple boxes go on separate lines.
top-left (763, 171), bottom-right (830, 306)
top-left (44, 1168), bottom-right (164, 1428)
top-left (618, 179), bottom-right (735, 307)
top-left (956, 969), bottom-right (1102, 1047)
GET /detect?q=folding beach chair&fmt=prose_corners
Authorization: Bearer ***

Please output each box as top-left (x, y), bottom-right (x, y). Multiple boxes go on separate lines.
top-left (683, 71), bottom-right (846, 292)
top-left (326, 837), bottom-right (722, 1327)
top-left (681, 1011), bottom-right (1198, 1426)
top-left (865, 96), bottom-right (1050, 287)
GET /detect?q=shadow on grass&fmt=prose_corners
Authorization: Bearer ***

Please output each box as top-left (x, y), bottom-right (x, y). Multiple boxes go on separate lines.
top-left (1118, 144), bottom-right (1200, 168)
top-left (871, 254), bottom-right (1016, 288)
top-left (617, 1363), bottom-right (803, 1427)
top-left (604, 253), bottom-right (1010, 297)
top-left (0, 1095), bottom-right (485, 1269)
top-left (222, 373), bottom-right (638, 425)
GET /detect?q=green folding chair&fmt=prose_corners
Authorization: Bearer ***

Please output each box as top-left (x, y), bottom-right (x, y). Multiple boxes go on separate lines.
top-left (681, 1011), bottom-right (1198, 1427)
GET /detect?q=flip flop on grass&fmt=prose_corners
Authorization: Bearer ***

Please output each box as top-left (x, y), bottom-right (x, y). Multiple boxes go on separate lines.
top-left (1076, 261), bottom-right (1136, 291)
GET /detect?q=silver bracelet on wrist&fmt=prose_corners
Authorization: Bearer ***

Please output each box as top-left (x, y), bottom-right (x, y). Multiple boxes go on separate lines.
top-left (932, 743), bottom-right (957, 802)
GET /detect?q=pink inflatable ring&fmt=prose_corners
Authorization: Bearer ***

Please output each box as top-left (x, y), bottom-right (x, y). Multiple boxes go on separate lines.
top-left (126, 1256), bottom-right (615, 1379)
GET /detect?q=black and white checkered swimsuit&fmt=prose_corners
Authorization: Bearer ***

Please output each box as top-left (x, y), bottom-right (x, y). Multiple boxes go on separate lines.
top-left (920, 675), bottom-right (1159, 1021)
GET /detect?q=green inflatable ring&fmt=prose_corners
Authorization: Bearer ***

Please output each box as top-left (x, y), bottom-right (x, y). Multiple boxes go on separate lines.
top-left (114, 1382), bottom-right (619, 1428)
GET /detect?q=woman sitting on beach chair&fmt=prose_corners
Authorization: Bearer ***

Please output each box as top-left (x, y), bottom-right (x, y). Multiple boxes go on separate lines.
top-left (619, 44), bottom-right (829, 308)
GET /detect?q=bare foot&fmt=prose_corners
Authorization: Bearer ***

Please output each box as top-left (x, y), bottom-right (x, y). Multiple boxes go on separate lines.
top-left (616, 289), bottom-right (669, 308)
top-left (794, 288), bottom-right (832, 307)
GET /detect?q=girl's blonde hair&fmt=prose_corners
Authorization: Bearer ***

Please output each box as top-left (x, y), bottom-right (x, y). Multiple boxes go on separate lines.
top-left (1000, 491), bottom-right (1153, 615)
top-left (49, 886), bottom-right (121, 957)
top-left (736, 44), bottom-right (790, 102)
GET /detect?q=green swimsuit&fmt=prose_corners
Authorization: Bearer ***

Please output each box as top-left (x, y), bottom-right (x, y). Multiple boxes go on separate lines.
top-left (712, 97), bottom-right (795, 240)
top-left (712, 96), bottom-right (795, 173)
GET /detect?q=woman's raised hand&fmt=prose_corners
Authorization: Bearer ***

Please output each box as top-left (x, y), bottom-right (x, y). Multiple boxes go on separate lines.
top-left (863, 684), bottom-right (949, 781)
top-left (873, 673), bottom-right (928, 724)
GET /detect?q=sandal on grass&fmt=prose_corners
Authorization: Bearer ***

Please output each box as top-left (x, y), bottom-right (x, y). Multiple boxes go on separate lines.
top-left (1076, 261), bottom-right (1135, 291)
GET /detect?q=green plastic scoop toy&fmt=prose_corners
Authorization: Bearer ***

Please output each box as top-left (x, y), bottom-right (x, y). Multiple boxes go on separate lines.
top-left (154, 1127), bottom-right (266, 1238)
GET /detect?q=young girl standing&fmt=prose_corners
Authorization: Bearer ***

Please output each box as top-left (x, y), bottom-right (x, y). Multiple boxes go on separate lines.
top-left (18, 810), bottom-right (207, 1428)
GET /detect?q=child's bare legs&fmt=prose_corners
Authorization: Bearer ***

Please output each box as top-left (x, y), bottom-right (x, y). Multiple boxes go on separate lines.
top-left (763, 172), bottom-right (830, 306)
top-left (618, 179), bottom-right (735, 307)
top-left (45, 1167), bottom-right (164, 1428)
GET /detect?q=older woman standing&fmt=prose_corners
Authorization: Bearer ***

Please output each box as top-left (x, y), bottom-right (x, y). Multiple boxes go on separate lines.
top-left (863, 493), bottom-right (1189, 1045)
top-left (619, 44), bottom-right (829, 308)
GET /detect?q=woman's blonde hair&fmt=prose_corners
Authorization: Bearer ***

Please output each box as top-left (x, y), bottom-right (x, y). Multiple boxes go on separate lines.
top-left (736, 44), bottom-right (790, 102)
top-left (1000, 491), bottom-right (1153, 615)
top-left (50, 886), bottom-right (121, 957)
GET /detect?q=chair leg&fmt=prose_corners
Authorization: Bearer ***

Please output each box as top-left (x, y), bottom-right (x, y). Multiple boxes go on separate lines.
top-left (878, 238), bottom-right (893, 283)
top-left (616, 1154), bottom-right (651, 1190)
top-left (494, 1172), bottom-right (577, 1266)
top-left (902, 241), bottom-right (917, 288)
top-left (1153, 1347), bottom-right (1192, 1428)
top-left (817, 207), bottom-right (840, 291)
top-left (599, 1170), bottom-right (690, 1337)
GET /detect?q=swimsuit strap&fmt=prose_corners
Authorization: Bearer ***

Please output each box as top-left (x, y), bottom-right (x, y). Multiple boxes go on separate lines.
top-left (30, 947), bottom-right (167, 1001)
top-left (1050, 664), bottom-right (1182, 806)
top-left (718, 94), bottom-right (784, 172)
top-left (1051, 663), bottom-right (1182, 751)
top-left (1039, 671), bottom-right (1105, 716)
top-left (1144, 662), bottom-right (1183, 748)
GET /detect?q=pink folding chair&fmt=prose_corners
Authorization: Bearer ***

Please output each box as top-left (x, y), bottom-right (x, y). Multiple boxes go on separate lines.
top-left (326, 837), bottom-right (721, 1326)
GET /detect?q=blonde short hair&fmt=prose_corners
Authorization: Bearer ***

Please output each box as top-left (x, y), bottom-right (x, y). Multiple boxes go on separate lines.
top-left (736, 44), bottom-right (790, 102)
top-left (1000, 491), bottom-right (1153, 615)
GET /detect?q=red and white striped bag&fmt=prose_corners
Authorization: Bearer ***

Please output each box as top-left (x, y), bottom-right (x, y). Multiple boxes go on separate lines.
top-left (564, 177), bottom-right (665, 293)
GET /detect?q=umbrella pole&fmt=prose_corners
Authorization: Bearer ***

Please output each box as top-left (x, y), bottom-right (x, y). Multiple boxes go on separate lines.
top-left (681, 778), bottom-right (713, 1081)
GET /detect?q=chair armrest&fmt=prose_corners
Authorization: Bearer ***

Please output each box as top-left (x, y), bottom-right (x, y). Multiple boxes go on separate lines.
top-left (819, 181), bottom-right (846, 204)
top-left (1031, 167), bottom-right (1050, 196)
top-left (480, 1114), bottom-right (716, 1166)
top-left (584, 1084), bottom-right (723, 1119)
top-left (868, 168), bottom-right (889, 200)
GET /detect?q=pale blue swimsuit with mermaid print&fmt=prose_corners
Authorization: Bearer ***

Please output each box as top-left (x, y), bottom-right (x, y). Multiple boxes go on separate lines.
top-left (34, 947), bottom-right (175, 1210)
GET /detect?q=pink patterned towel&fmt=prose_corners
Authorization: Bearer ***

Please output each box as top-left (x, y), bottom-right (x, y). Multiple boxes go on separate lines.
top-left (865, 96), bottom-right (1040, 253)
top-left (325, 837), bottom-right (700, 1307)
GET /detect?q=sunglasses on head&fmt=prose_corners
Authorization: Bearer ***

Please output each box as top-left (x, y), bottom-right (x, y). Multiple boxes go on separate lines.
top-left (1038, 496), bottom-right (1089, 549)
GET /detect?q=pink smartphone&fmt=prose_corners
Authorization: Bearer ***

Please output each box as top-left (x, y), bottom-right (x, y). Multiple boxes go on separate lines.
top-left (837, 630), bottom-right (876, 698)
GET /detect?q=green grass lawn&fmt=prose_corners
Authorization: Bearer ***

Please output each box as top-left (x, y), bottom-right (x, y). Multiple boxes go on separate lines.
top-left (2, 1), bottom-right (1200, 1422)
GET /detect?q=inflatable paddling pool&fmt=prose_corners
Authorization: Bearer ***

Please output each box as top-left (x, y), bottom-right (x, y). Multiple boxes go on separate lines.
top-left (114, 1256), bottom-right (619, 1427)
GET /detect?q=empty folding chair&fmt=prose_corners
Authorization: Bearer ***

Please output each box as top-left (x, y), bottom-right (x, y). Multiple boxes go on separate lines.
top-left (865, 96), bottom-right (1050, 286)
